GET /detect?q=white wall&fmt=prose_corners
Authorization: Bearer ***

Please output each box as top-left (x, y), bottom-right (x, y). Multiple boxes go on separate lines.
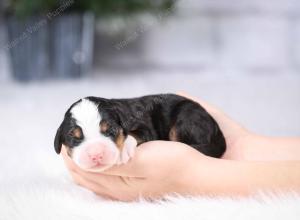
top-left (96, 0), bottom-right (300, 72)
top-left (2, 0), bottom-right (300, 78)
top-left (145, 0), bottom-right (300, 71)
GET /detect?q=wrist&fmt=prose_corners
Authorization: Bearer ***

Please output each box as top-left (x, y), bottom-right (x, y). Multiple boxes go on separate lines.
top-left (221, 129), bottom-right (254, 160)
top-left (182, 157), bottom-right (300, 197)
top-left (177, 155), bottom-right (224, 196)
top-left (178, 157), bottom-right (251, 196)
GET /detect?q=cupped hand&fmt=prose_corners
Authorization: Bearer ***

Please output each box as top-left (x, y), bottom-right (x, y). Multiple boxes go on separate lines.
top-left (62, 92), bottom-right (253, 201)
top-left (61, 92), bottom-right (300, 200)
top-left (177, 92), bottom-right (251, 160)
top-left (61, 141), bottom-right (209, 201)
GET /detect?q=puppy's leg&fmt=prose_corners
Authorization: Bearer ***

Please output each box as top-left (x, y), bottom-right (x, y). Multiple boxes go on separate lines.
top-left (118, 135), bottom-right (138, 164)
top-left (100, 119), bottom-right (136, 164)
top-left (169, 100), bottom-right (226, 158)
top-left (118, 124), bottom-right (156, 164)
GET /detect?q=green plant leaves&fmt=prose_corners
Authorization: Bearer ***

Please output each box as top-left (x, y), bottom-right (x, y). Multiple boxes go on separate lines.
top-left (6, 0), bottom-right (176, 18)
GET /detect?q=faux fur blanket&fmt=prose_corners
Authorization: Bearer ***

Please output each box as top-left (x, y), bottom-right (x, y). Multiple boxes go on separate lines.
top-left (1, 169), bottom-right (300, 220)
top-left (1, 74), bottom-right (300, 219)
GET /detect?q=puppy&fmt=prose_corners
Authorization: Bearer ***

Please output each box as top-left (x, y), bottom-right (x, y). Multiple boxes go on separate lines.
top-left (54, 94), bottom-right (226, 171)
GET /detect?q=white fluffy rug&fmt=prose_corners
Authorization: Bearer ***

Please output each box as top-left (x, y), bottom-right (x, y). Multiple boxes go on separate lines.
top-left (1, 71), bottom-right (300, 219)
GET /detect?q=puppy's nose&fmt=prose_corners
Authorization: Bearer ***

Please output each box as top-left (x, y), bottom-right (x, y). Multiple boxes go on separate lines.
top-left (90, 153), bottom-right (103, 162)
top-left (86, 143), bottom-right (106, 163)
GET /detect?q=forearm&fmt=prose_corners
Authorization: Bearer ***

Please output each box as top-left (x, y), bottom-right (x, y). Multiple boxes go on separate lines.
top-left (241, 134), bottom-right (300, 161)
top-left (181, 157), bottom-right (300, 197)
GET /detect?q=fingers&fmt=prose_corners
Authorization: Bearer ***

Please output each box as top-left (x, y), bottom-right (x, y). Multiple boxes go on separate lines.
top-left (62, 149), bottom-right (121, 200)
top-left (99, 140), bottom-right (176, 177)
top-left (176, 91), bottom-right (218, 114)
top-left (70, 171), bottom-right (117, 200)
top-left (60, 145), bottom-right (122, 191)
top-left (177, 91), bottom-right (207, 105)
top-left (61, 143), bottom-right (146, 179)
top-left (61, 145), bottom-right (80, 172)
top-left (100, 151), bottom-right (147, 178)
top-left (95, 141), bottom-right (163, 177)
top-left (176, 91), bottom-right (234, 132)
top-left (70, 165), bottom-right (143, 201)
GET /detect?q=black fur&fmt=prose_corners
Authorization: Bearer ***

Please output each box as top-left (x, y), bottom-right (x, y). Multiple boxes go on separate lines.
top-left (54, 94), bottom-right (226, 158)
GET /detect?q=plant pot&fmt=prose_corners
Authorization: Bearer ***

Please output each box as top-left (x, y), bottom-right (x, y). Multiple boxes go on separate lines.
top-left (6, 16), bottom-right (50, 81)
top-left (5, 12), bottom-right (95, 82)
top-left (50, 12), bottom-right (95, 79)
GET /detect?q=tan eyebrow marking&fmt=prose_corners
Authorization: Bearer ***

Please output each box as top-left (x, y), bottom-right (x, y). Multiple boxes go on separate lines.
top-left (100, 120), bottom-right (125, 151)
top-left (71, 127), bottom-right (82, 139)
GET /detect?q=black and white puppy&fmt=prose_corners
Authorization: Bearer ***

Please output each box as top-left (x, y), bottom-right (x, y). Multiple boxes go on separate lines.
top-left (54, 94), bottom-right (226, 171)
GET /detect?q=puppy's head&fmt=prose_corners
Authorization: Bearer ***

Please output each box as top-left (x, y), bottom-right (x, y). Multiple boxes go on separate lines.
top-left (54, 98), bottom-right (135, 171)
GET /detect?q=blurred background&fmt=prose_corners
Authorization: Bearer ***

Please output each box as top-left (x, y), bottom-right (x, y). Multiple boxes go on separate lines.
top-left (1, 2), bottom-right (300, 215)
top-left (0, 0), bottom-right (299, 158)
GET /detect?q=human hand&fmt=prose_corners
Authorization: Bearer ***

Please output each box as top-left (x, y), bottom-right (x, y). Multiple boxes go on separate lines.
top-left (61, 92), bottom-right (300, 200)
top-left (177, 92), bottom-right (251, 160)
top-left (61, 141), bottom-right (209, 201)
top-left (61, 92), bottom-right (250, 200)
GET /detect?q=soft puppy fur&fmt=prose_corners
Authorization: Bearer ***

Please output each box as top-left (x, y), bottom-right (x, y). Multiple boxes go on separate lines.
top-left (54, 94), bottom-right (226, 170)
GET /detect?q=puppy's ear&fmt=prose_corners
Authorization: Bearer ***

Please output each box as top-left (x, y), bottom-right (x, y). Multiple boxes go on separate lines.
top-left (54, 123), bottom-right (63, 154)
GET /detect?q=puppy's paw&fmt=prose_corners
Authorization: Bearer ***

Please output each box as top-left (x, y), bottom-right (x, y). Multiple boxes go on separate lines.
top-left (117, 135), bottom-right (137, 165)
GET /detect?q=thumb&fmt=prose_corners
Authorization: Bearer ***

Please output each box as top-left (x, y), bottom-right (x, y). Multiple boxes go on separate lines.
top-left (100, 141), bottom-right (173, 177)
top-left (177, 91), bottom-right (218, 115)
top-left (99, 145), bottom-right (150, 177)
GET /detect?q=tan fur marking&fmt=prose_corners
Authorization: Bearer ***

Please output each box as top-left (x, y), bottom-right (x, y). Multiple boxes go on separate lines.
top-left (72, 128), bottom-right (82, 139)
top-left (169, 126), bottom-right (178, 141)
top-left (100, 120), bottom-right (109, 133)
top-left (116, 129), bottom-right (125, 150)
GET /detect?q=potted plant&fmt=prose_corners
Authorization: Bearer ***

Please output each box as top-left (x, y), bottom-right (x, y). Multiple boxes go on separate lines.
top-left (3, 0), bottom-right (175, 82)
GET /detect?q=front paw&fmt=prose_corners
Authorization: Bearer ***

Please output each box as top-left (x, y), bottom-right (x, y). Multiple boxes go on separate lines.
top-left (117, 135), bottom-right (137, 164)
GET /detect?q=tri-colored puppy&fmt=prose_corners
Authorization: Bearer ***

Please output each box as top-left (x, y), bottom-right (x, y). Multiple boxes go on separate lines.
top-left (54, 94), bottom-right (226, 171)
